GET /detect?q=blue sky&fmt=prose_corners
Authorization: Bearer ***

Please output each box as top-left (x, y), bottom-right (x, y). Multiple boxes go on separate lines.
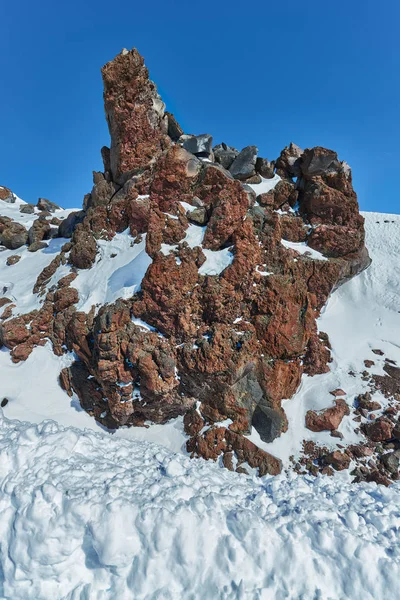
top-left (1, 0), bottom-right (399, 212)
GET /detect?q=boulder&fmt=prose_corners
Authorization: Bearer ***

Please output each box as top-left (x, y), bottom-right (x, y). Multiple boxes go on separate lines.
top-left (37, 198), bottom-right (61, 212)
top-left (101, 47), bottom-right (169, 184)
top-left (255, 157), bottom-right (275, 178)
top-left (180, 134), bottom-right (213, 158)
top-left (19, 204), bottom-right (35, 214)
top-left (6, 255), bottom-right (21, 266)
top-left (28, 219), bottom-right (51, 245)
top-left (381, 450), bottom-right (400, 474)
top-left (305, 399), bottom-right (350, 432)
top-left (28, 241), bottom-right (48, 253)
top-left (300, 147), bottom-right (342, 179)
top-left (214, 143), bottom-right (239, 170)
top-left (165, 112), bottom-right (184, 141)
top-left (275, 143), bottom-right (303, 178)
top-left (58, 211), bottom-right (86, 238)
top-left (252, 404), bottom-right (287, 443)
top-left (0, 186), bottom-right (16, 203)
top-left (0, 222), bottom-right (28, 249)
top-left (323, 450), bottom-right (351, 471)
top-left (186, 206), bottom-right (208, 225)
top-left (363, 418), bottom-right (394, 442)
top-left (229, 145), bottom-right (258, 181)
top-left (69, 224), bottom-right (97, 269)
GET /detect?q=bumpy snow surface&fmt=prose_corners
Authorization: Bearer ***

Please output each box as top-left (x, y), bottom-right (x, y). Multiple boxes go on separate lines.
top-left (1, 413), bottom-right (400, 600)
top-left (1, 203), bottom-right (400, 598)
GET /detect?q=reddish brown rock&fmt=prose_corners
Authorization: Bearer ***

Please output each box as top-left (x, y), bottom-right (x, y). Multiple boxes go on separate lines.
top-left (330, 388), bottom-right (346, 397)
top-left (101, 48), bottom-right (169, 185)
top-left (305, 399), bottom-right (350, 432)
top-left (183, 408), bottom-right (205, 436)
top-left (257, 179), bottom-right (298, 210)
top-left (69, 223), bottom-right (97, 269)
top-left (6, 255), bottom-right (21, 266)
top-left (0, 222), bottom-right (28, 249)
top-left (362, 418), bottom-right (394, 442)
top-left (323, 450), bottom-right (351, 471)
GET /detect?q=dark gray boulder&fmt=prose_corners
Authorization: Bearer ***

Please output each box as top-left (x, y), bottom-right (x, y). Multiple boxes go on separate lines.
top-left (252, 404), bottom-right (286, 443)
top-left (186, 206), bottom-right (208, 225)
top-left (255, 157), bottom-right (275, 179)
top-left (166, 112), bottom-right (184, 141)
top-left (229, 145), bottom-right (258, 181)
top-left (300, 147), bottom-right (341, 179)
top-left (214, 143), bottom-right (239, 170)
top-left (180, 134), bottom-right (213, 158)
top-left (37, 198), bottom-right (61, 212)
top-left (58, 211), bottom-right (86, 238)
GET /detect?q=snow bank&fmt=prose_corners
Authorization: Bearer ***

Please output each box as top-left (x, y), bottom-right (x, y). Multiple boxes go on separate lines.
top-left (71, 229), bottom-right (152, 312)
top-left (0, 412), bottom-right (399, 600)
top-left (281, 238), bottom-right (328, 261)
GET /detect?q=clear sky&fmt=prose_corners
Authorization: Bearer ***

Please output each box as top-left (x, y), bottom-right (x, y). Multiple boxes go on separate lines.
top-left (1, 0), bottom-right (399, 212)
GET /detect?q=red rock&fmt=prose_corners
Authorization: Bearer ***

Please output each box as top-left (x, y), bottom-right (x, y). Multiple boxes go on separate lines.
top-left (6, 255), bottom-right (21, 266)
top-left (101, 48), bottom-right (169, 185)
top-left (330, 388), bottom-right (346, 397)
top-left (305, 399), bottom-right (350, 432)
top-left (363, 418), bottom-right (394, 442)
top-left (323, 450), bottom-right (351, 471)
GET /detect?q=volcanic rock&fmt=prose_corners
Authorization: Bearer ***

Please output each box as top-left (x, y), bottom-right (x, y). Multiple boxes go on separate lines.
top-left (20, 204), bottom-right (35, 214)
top-left (0, 186), bottom-right (16, 203)
top-left (37, 198), bottom-right (61, 212)
top-left (255, 157), bottom-right (275, 178)
top-left (363, 418), bottom-right (394, 442)
top-left (305, 399), bottom-right (350, 432)
top-left (6, 255), bottom-right (21, 266)
top-left (0, 222), bottom-right (28, 249)
top-left (229, 146), bottom-right (258, 181)
top-left (180, 134), bottom-right (213, 158)
top-left (101, 47), bottom-right (169, 185)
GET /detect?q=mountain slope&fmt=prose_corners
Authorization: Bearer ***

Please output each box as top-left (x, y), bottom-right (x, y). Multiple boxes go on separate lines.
top-left (1, 208), bottom-right (399, 470)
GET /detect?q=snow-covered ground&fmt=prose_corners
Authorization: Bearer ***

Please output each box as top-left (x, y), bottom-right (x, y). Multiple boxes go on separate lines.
top-left (1, 412), bottom-right (400, 600)
top-left (1, 199), bottom-right (400, 598)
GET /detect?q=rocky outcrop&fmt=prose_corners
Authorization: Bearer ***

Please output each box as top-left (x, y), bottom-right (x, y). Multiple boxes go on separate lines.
top-left (0, 47), bottom-right (371, 478)
top-left (101, 47), bottom-right (170, 185)
top-left (0, 186), bottom-right (16, 203)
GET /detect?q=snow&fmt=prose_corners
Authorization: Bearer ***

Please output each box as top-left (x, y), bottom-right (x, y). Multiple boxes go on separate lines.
top-left (281, 238), bottom-right (328, 261)
top-left (247, 173), bottom-right (281, 194)
top-left (71, 229), bottom-right (152, 312)
top-left (0, 412), bottom-right (399, 599)
top-left (198, 247), bottom-right (234, 275)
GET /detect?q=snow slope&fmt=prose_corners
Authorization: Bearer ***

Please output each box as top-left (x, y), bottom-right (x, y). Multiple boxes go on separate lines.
top-left (0, 412), bottom-right (399, 600)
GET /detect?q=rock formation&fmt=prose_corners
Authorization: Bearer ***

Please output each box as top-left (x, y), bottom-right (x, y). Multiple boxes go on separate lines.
top-left (0, 47), bottom-right (372, 477)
